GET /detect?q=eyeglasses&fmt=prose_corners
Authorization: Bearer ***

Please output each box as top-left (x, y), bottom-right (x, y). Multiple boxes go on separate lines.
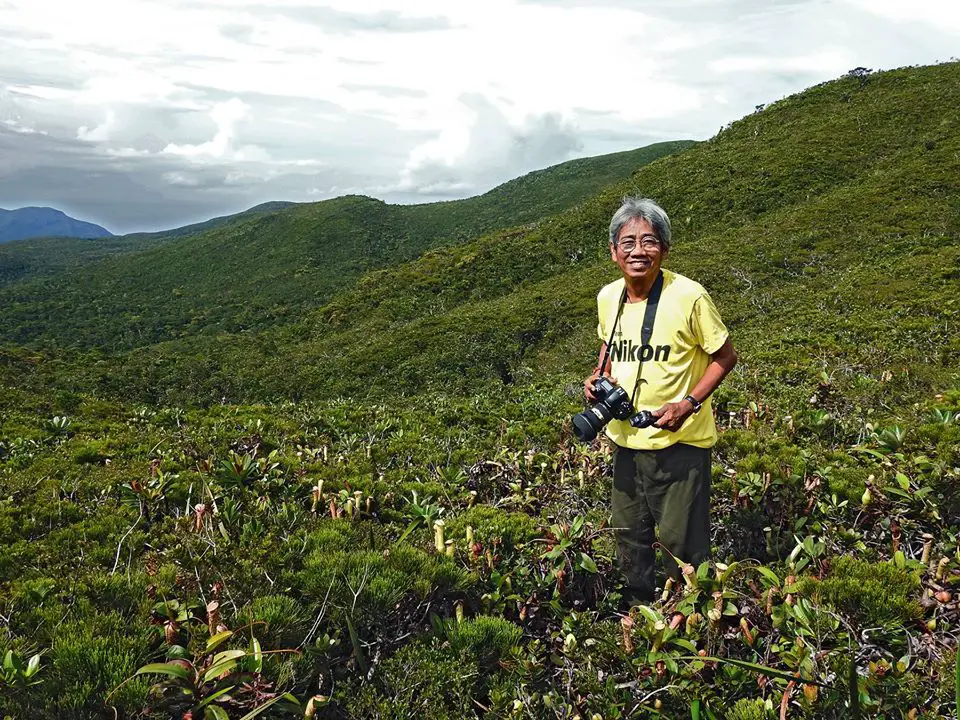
top-left (616, 235), bottom-right (661, 253)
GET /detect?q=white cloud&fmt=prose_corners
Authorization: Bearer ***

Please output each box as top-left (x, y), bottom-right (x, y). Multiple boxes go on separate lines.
top-left (161, 98), bottom-right (266, 161)
top-left (711, 49), bottom-right (856, 76)
top-left (77, 109), bottom-right (117, 142)
top-left (162, 171), bottom-right (201, 187)
top-left (2, 118), bottom-right (46, 135)
top-left (840, 0), bottom-right (960, 32)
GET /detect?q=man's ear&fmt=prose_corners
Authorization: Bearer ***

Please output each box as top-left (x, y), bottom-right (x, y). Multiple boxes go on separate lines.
top-left (609, 243), bottom-right (617, 262)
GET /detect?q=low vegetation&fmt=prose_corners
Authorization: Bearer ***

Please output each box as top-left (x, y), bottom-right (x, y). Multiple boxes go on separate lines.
top-left (0, 64), bottom-right (958, 718)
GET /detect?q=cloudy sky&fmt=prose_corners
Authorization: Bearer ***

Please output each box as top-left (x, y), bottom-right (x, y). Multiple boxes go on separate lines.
top-left (1, 0), bottom-right (958, 233)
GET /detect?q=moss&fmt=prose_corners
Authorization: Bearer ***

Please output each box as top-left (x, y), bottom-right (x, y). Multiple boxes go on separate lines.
top-left (826, 465), bottom-right (872, 504)
top-left (47, 611), bottom-right (152, 716)
top-left (346, 641), bottom-right (482, 720)
top-left (446, 616), bottom-right (523, 668)
top-left (726, 698), bottom-right (770, 720)
top-left (444, 505), bottom-right (538, 550)
top-left (297, 521), bottom-right (472, 624)
top-left (799, 556), bottom-right (922, 628)
top-left (245, 594), bottom-right (309, 648)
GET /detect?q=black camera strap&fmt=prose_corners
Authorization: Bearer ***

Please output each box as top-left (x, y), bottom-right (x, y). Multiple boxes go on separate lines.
top-left (597, 271), bottom-right (664, 405)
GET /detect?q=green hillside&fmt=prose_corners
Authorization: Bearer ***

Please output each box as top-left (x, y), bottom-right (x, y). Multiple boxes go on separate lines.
top-left (0, 142), bottom-right (691, 348)
top-left (40, 62), bottom-right (957, 412)
top-left (1, 65), bottom-right (959, 719)
top-left (126, 200), bottom-right (300, 241)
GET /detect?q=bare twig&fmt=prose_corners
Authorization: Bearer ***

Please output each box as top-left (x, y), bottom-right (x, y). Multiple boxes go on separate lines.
top-left (111, 504), bottom-right (144, 575)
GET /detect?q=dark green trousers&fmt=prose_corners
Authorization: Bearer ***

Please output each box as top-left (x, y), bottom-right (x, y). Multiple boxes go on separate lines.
top-left (611, 442), bottom-right (712, 605)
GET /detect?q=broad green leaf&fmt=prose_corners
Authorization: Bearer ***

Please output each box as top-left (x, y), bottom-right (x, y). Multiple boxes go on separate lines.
top-left (204, 650), bottom-right (247, 681)
top-left (211, 649), bottom-right (246, 665)
top-left (248, 637), bottom-right (263, 673)
top-left (237, 693), bottom-right (300, 720)
top-left (206, 630), bottom-right (234, 654)
top-left (135, 662), bottom-right (192, 682)
top-left (681, 656), bottom-right (834, 689)
top-left (690, 698), bottom-right (701, 720)
top-left (197, 685), bottom-right (236, 708)
top-left (635, 605), bottom-right (661, 625)
top-left (578, 552), bottom-right (598, 573)
top-left (755, 566), bottom-right (781, 587)
top-left (204, 659), bottom-right (240, 682)
top-left (205, 706), bottom-right (229, 720)
top-left (719, 561), bottom-right (740, 584)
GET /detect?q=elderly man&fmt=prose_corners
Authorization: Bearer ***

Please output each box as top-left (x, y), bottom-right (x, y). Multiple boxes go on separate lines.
top-left (583, 197), bottom-right (737, 606)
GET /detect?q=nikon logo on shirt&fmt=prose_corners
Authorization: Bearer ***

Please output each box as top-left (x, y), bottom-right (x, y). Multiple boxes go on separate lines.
top-left (609, 339), bottom-right (671, 363)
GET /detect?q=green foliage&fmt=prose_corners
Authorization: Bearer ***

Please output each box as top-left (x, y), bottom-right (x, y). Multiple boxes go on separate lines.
top-left (444, 505), bottom-right (539, 549)
top-left (726, 698), bottom-right (770, 720)
top-left (347, 641), bottom-right (482, 720)
top-left (1, 63), bottom-right (960, 719)
top-left (297, 521), bottom-right (472, 624)
top-left (445, 616), bottom-right (523, 667)
top-left (48, 613), bottom-right (152, 714)
top-left (798, 556), bottom-right (922, 628)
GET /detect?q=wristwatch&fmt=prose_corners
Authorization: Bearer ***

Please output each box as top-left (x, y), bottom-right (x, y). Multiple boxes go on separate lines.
top-left (683, 395), bottom-right (702, 413)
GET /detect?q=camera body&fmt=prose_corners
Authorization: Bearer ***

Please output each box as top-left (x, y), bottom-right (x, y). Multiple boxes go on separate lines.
top-left (572, 377), bottom-right (657, 442)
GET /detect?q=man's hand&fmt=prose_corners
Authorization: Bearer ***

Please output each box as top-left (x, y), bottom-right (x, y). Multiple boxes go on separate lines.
top-left (583, 371), bottom-right (617, 402)
top-left (651, 401), bottom-right (694, 432)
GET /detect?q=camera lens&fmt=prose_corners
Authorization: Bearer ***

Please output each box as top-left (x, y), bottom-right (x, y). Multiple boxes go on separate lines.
top-left (572, 404), bottom-right (611, 442)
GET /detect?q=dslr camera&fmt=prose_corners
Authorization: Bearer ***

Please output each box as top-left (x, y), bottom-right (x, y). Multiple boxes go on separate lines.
top-left (572, 377), bottom-right (656, 442)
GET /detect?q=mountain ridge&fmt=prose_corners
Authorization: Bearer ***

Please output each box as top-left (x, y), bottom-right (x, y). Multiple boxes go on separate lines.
top-left (0, 206), bottom-right (112, 243)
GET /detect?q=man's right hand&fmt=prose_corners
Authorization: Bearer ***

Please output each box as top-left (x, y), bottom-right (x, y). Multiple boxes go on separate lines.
top-left (583, 371), bottom-right (617, 402)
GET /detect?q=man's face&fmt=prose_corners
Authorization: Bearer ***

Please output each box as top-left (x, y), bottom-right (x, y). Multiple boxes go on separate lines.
top-left (610, 216), bottom-right (666, 283)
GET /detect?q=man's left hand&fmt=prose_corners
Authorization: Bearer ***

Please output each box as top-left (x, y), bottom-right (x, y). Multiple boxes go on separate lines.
top-left (651, 401), bottom-right (694, 432)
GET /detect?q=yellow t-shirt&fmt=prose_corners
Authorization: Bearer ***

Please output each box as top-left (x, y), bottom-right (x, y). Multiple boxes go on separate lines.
top-left (596, 269), bottom-right (729, 450)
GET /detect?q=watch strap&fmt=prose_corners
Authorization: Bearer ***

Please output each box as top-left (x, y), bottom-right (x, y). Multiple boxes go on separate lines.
top-left (684, 395), bottom-right (702, 413)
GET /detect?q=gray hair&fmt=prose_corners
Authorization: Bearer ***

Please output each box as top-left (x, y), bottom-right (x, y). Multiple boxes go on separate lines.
top-left (608, 196), bottom-right (672, 251)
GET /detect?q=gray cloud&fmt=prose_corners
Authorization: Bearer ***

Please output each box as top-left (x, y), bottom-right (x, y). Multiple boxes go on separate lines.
top-left (395, 94), bottom-right (583, 199)
top-left (2, 0), bottom-right (959, 233)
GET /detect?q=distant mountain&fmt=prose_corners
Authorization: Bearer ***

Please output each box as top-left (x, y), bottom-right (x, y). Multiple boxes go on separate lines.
top-left (0, 207), bottom-right (112, 243)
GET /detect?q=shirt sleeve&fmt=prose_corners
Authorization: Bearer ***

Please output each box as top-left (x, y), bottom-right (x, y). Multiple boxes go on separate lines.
top-left (691, 292), bottom-right (729, 355)
top-left (596, 291), bottom-right (607, 341)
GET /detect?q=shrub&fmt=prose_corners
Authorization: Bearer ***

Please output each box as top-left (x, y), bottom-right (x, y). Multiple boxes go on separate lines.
top-left (246, 594), bottom-right (310, 648)
top-left (446, 616), bottom-right (523, 668)
top-left (346, 641), bottom-right (481, 720)
top-left (444, 505), bottom-right (538, 551)
top-left (726, 698), bottom-right (770, 720)
top-left (46, 612), bottom-right (152, 716)
top-left (799, 556), bottom-right (922, 628)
